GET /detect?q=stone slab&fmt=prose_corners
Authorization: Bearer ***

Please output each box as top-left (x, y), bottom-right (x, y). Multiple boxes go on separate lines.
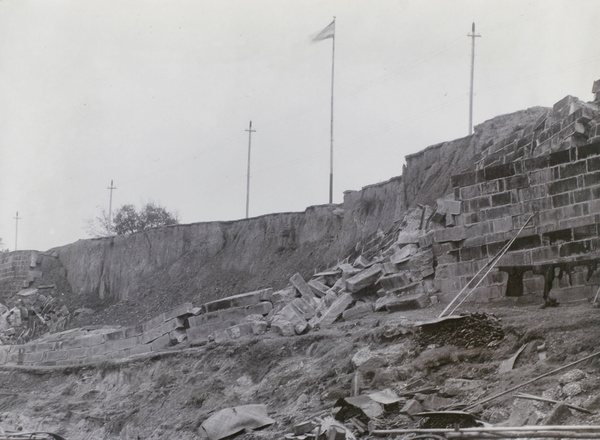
top-left (345, 264), bottom-right (382, 293)
top-left (290, 273), bottom-right (317, 305)
top-left (203, 288), bottom-right (273, 313)
top-left (314, 292), bottom-right (354, 327)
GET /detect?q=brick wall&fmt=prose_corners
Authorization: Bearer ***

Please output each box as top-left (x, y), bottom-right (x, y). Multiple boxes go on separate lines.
top-left (434, 100), bottom-right (600, 304)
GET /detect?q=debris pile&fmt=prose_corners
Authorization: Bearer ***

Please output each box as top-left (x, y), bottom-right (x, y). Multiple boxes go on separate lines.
top-left (0, 285), bottom-right (72, 345)
top-left (417, 313), bottom-right (504, 349)
top-left (268, 206), bottom-right (441, 336)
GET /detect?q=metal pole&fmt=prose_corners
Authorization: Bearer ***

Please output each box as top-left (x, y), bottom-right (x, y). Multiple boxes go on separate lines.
top-left (13, 211), bottom-right (20, 251)
top-left (468, 22), bottom-right (481, 135)
top-left (107, 179), bottom-right (117, 226)
top-left (329, 17), bottom-right (336, 204)
top-left (245, 121), bottom-right (256, 219)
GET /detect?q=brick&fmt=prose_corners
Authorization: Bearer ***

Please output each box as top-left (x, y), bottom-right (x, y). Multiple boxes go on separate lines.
top-left (498, 251), bottom-right (532, 266)
top-left (460, 245), bottom-right (486, 262)
top-left (434, 227), bottom-right (467, 243)
top-left (588, 156), bottom-right (600, 171)
top-left (510, 234), bottom-right (541, 251)
top-left (559, 161), bottom-right (586, 178)
top-left (573, 224), bottom-right (598, 240)
top-left (584, 171), bottom-right (600, 187)
top-left (558, 214), bottom-right (599, 230)
top-left (345, 264), bottom-right (382, 293)
top-left (468, 196), bottom-right (491, 211)
top-left (436, 199), bottom-right (462, 215)
top-left (484, 163), bottom-right (515, 181)
top-left (573, 188), bottom-right (592, 203)
top-left (481, 180), bottom-right (501, 195)
top-left (451, 171), bottom-right (477, 188)
top-left (491, 191), bottom-right (512, 207)
top-left (549, 177), bottom-right (578, 195)
top-left (520, 185), bottom-right (546, 201)
top-left (560, 240), bottom-right (592, 257)
top-left (505, 174), bottom-right (529, 190)
top-left (577, 142), bottom-right (600, 159)
top-left (552, 193), bottom-right (572, 208)
top-left (543, 228), bottom-right (573, 245)
top-left (485, 204), bottom-right (523, 220)
top-left (530, 169), bottom-right (553, 185)
top-left (523, 156), bottom-right (550, 171)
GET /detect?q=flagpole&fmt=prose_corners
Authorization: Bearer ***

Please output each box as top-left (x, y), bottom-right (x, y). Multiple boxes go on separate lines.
top-left (329, 17), bottom-right (336, 204)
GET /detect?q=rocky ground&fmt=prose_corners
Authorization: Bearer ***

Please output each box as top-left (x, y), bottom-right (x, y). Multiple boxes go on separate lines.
top-left (0, 300), bottom-right (598, 439)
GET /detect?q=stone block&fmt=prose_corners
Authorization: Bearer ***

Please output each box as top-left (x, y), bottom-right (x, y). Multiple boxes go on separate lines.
top-left (141, 313), bottom-right (166, 333)
top-left (376, 292), bottom-right (430, 312)
top-left (141, 317), bottom-right (185, 344)
top-left (345, 264), bottom-right (382, 293)
top-left (395, 231), bottom-right (421, 245)
top-left (124, 325), bottom-right (144, 339)
top-left (289, 297), bottom-right (316, 320)
top-left (164, 302), bottom-right (195, 321)
top-left (434, 227), bottom-right (466, 243)
top-left (150, 334), bottom-right (171, 351)
top-left (308, 279), bottom-right (329, 298)
top-left (390, 244), bottom-right (418, 264)
top-left (290, 273), bottom-right (316, 303)
top-left (271, 287), bottom-right (297, 306)
top-left (314, 292), bottom-right (354, 327)
top-left (419, 231), bottom-right (435, 248)
top-left (342, 302), bottom-right (373, 321)
top-left (402, 399), bottom-right (423, 415)
top-left (186, 326), bottom-right (209, 344)
top-left (111, 337), bottom-right (139, 351)
top-left (378, 272), bottom-right (411, 291)
top-left (436, 198), bottom-right (462, 215)
top-left (251, 321), bottom-right (268, 335)
top-left (169, 329), bottom-right (188, 344)
top-left (204, 288), bottom-right (273, 312)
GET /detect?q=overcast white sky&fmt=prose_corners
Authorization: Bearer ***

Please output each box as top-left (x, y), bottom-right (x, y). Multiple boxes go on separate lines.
top-left (0, 1), bottom-right (599, 251)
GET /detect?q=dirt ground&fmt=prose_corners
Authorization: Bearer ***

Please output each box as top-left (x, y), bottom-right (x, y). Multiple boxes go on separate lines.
top-left (0, 300), bottom-right (599, 439)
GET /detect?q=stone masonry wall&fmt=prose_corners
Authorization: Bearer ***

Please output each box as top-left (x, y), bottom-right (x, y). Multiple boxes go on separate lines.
top-left (0, 251), bottom-right (41, 298)
top-left (433, 89), bottom-right (600, 304)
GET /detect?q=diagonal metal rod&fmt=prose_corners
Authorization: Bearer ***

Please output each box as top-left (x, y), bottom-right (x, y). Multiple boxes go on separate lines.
top-left (439, 212), bottom-right (537, 318)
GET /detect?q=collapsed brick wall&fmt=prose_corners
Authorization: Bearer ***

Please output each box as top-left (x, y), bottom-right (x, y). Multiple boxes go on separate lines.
top-left (0, 251), bottom-right (41, 298)
top-left (433, 90), bottom-right (600, 304)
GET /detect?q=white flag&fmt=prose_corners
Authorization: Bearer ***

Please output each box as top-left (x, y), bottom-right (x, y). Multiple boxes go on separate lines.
top-left (313, 20), bottom-right (335, 41)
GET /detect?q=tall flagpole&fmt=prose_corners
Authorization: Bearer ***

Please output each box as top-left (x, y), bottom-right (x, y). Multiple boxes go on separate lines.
top-left (245, 121), bottom-right (256, 219)
top-left (329, 17), bottom-right (336, 204)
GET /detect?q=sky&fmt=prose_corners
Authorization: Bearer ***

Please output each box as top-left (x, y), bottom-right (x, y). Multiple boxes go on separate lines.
top-left (0, 1), bottom-right (599, 251)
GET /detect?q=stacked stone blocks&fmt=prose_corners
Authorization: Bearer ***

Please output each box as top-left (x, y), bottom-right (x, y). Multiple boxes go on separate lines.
top-left (436, 139), bottom-right (600, 303)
